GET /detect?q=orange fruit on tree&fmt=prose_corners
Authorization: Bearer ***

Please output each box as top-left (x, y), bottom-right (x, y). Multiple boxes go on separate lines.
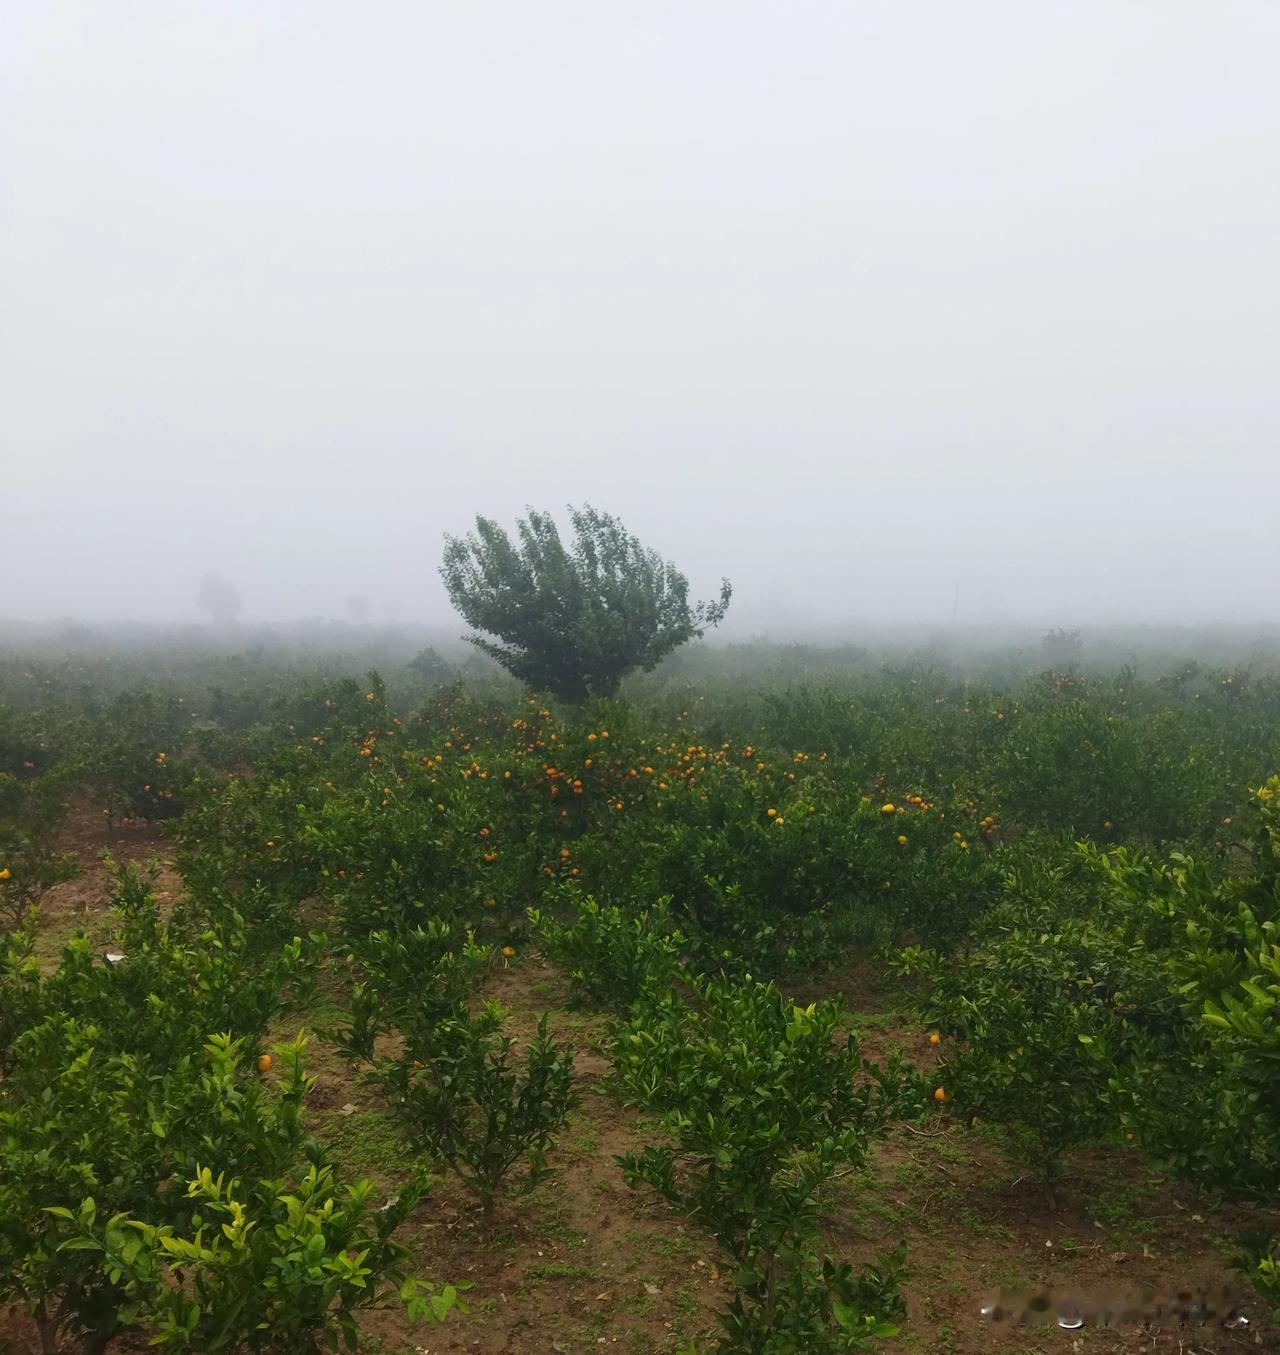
top-left (257, 1054), bottom-right (272, 1074)
top-left (933, 1086), bottom-right (950, 1103)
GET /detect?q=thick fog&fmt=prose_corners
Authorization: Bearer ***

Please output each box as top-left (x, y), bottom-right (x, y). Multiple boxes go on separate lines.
top-left (3, 1), bottom-right (1277, 633)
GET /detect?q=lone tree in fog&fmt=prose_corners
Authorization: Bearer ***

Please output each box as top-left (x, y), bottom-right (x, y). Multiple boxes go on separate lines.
top-left (196, 572), bottom-right (242, 626)
top-left (441, 506), bottom-right (732, 702)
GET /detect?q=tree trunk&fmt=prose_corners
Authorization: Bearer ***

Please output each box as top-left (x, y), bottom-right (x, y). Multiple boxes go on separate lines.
top-left (33, 1302), bottom-right (60, 1355)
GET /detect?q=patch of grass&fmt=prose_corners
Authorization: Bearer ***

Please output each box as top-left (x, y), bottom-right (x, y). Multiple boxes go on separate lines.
top-left (34, 908), bottom-right (117, 970)
top-left (1087, 1182), bottom-right (1159, 1244)
top-left (563, 1109), bottom-right (600, 1156)
top-left (672, 1278), bottom-right (700, 1313)
top-left (529, 1193), bottom-right (589, 1247)
top-left (524, 1260), bottom-right (595, 1285)
top-left (860, 1197), bottom-right (907, 1228)
top-left (356, 1336), bottom-right (416, 1355)
top-left (316, 1108), bottom-right (403, 1177)
top-left (931, 1137), bottom-right (970, 1167)
top-left (624, 1229), bottom-right (702, 1265)
top-left (983, 1260), bottom-right (1029, 1290)
top-left (954, 1206), bottom-right (1013, 1242)
top-left (886, 1160), bottom-right (916, 1187)
top-left (966, 1118), bottom-right (1009, 1151)
top-left (551, 1010), bottom-right (598, 1039)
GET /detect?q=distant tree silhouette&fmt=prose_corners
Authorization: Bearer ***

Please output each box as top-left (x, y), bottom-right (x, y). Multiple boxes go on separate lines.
top-left (196, 573), bottom-right (242, 626)
top-left (1042, 627), bottom-right (1083, 671)
top-left (441, 505), bottom-right (731, 703)
top-left (409, 646), bottom-right (450, 684)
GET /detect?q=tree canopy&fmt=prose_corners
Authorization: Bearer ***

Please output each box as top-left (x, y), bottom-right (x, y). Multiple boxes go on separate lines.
top-left (196, 573), bottom-right (242, 627)
top-left (440, 506), bottom-right (731, 702)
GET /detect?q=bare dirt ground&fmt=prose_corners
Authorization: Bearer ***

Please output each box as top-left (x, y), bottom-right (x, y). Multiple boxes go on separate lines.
top-left (4, 826), bottom-right (1277, 1354)
top-left (30, 801), bottom-right (182, 968)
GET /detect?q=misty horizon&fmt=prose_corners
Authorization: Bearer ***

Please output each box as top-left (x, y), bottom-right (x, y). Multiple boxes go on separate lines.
top-left (4, 1), bottom-right (1278, 631)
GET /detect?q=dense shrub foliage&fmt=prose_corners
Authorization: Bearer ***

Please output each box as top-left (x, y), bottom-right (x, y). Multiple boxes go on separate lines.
top-left (0, 640), bottom-right (1278, 1347)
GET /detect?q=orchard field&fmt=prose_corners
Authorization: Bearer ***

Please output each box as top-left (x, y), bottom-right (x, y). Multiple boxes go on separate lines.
top-left (3, 633), bottom-right (1280, 1353)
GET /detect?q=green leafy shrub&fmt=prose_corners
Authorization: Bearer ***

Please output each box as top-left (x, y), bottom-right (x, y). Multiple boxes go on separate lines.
top-left (363, 1000), bottom-right (576, 1236)
top-left (0, 770), bottom-right (77, 933)
top-left (1086, 779), bottom-right (1280, 1195)
top-left (59, 1163), bottom-right (462, 1353)
top-left (613, 977), bottom-right (915, 1349)
top-left (1234, 1231), bottom-right (1280, 1325)
top-left (530, 889), bottom-right (685, 1011)
top-left (2, 1032), bottom-right (318, 1353)
top-left (709, 1248), bottom-right (905, 1354)
top-left (613, 978), bottom-right (904, 1261)
top-left (331, 919), bottom-right (487, 1062)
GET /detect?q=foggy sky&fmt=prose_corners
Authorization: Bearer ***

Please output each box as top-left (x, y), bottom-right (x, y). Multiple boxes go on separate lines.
top-left (3, 1), bottom-right (1278, 633)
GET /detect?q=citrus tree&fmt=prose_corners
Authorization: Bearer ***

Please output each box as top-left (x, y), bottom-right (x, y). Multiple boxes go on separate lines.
top-left (611, 978), bottom-right (917, 1349)
top-left (440, 506), bottom-right (731, 703)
